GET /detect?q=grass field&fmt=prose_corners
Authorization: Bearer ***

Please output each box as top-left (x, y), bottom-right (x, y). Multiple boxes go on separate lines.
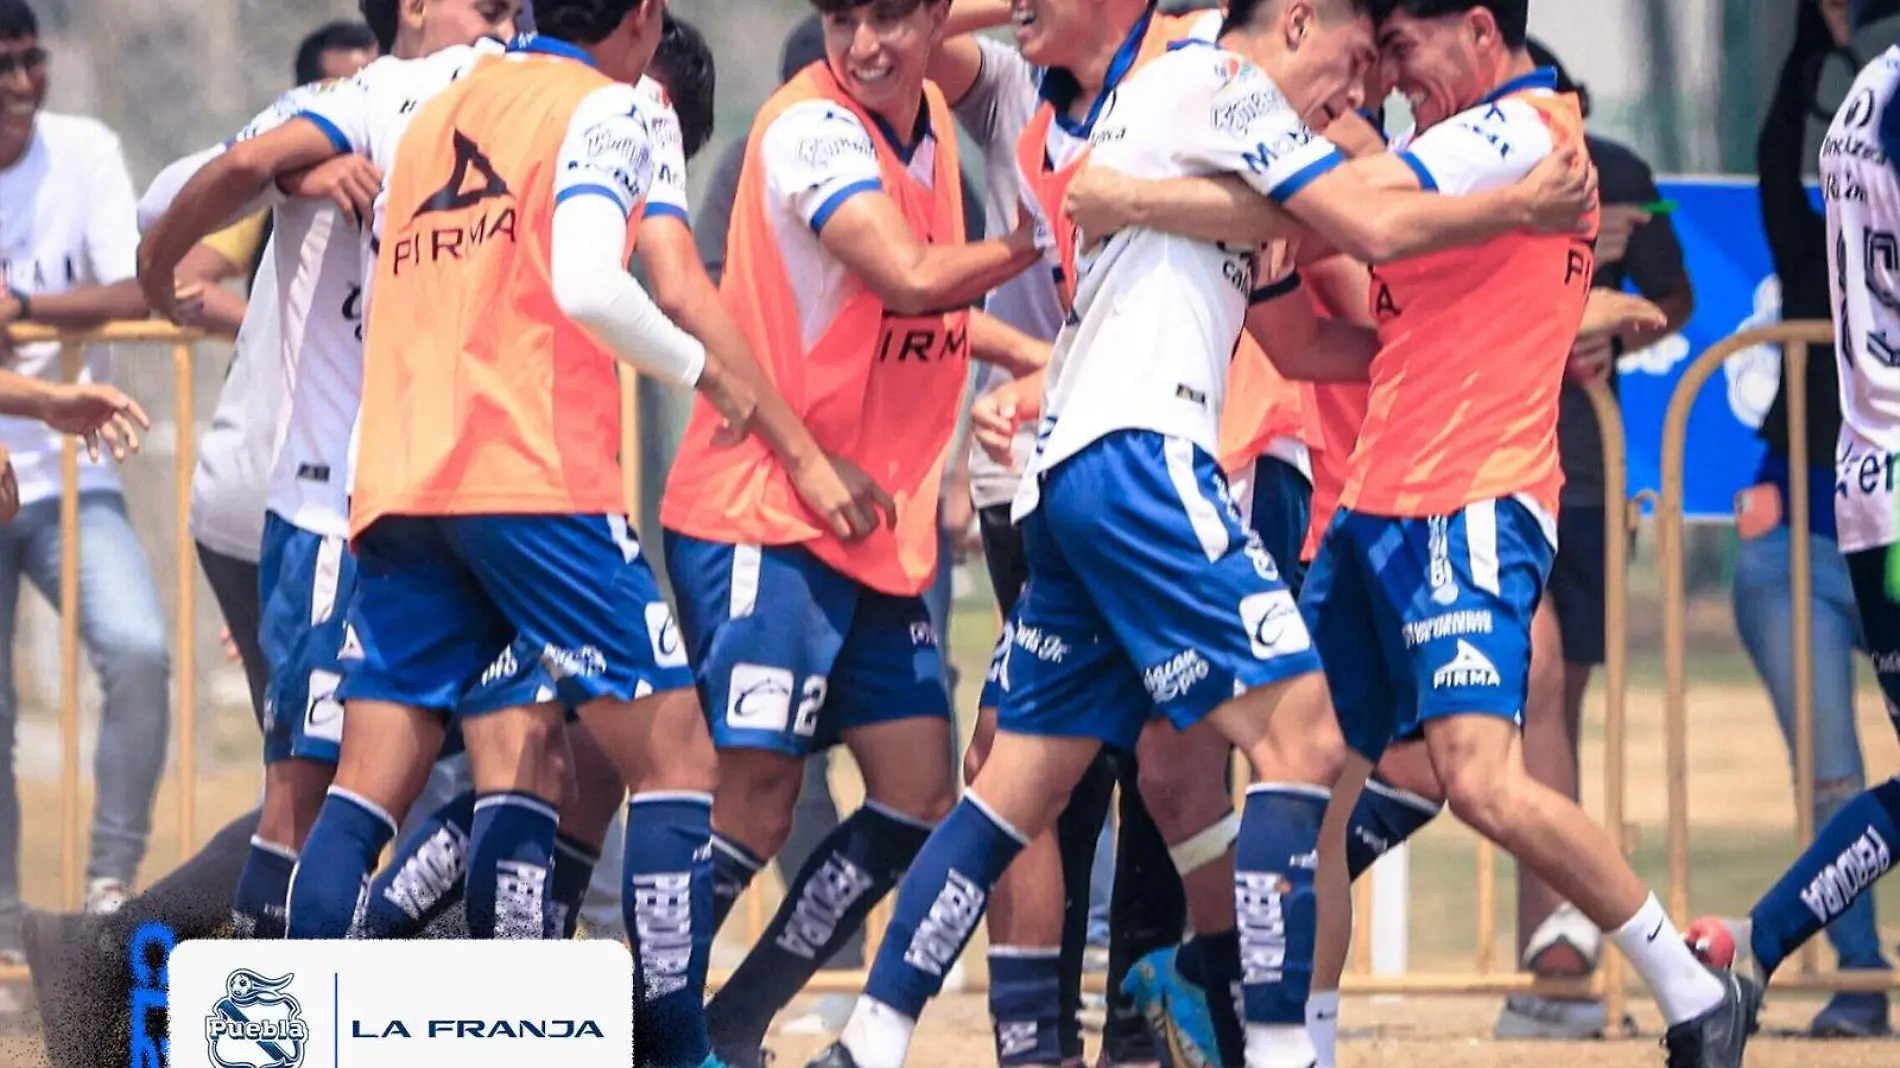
top-left (2, 545), bottom-right (1899, 1066)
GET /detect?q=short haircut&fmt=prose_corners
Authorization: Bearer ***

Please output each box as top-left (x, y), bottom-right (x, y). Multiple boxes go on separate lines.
top-left (0, 0), bottom-right (37, 41)
top-left (809, 0), bottom-right (937, 17)
top-left (358, 0), bottom-right (398, 54)
top-left (296, 20), bottom-right (378, 85)
top-left (1369, 0), bottom-right (1528, 48)
top-left (1225, 0), bottom-right (1373, 37)
top-left (535, 0), bottom-right (641, 44)
top-left (651, 13), bottom-right (715, 161)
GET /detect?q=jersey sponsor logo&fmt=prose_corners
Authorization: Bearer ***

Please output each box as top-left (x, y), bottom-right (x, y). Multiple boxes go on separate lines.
top-left (575, 116), bottom-right (654, 202)
top-left (538, 642), bottom-right (606, 680)
top-left (644, 602), bottom-right (687, 668)
top-left (1210, 87), bottom-right (1284, 137)
top-left (1238, 590), bottom-right (1311, 659)
top-left (1431, 640), bottom-right (1501, 689)
top-left (797, 120), bottom-right (877, 170)
top-left (1401, 609), bottom-right (1493, 649)
top-left (205, 968), bottom-right (310, 1068)
top-left (391, 130), bottom-right (518, 276)
top-left (726, 663), bottom-right (793, 732)
top-left (1426, 516), bottom-right (1458, 606)
top-left (1799, 826), bottom-right (1890, 924)
top-left (1143, 649), bottom-right (1211, 704)
top-left (303, 668), bottom-right (345, 745)
top-left (631, 870), bottom-right (692, 999)
top-left (774, 853), bottom-right (877, 960)
top-left (1241, 128), bottom-right (1317, 175)
top-left (909, 620), bottom-right (939, 648)
top-left (875, 315), bottom-right (969, 365)
top-left (1010, 622), bottom-right (1071, 664)
top-left (1236, 871), bottom-right (1290, 985)
top-left (903, 869), bottom-right (986, 977)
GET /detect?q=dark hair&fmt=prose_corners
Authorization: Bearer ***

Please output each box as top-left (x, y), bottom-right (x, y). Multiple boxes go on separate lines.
top-left (1225, 0), bottom-right (1372, 37)
top-left (1524, 37), bottom-right (1588, 117)
top-left (296, 20), bottom-right (378, 85)
top-left (809, 0), bottom-right (937, 17)
top-left (358, 0), bottom-right (398, 54)
top-left (535, 0), bottom-right (641, 44)
top-left (0, 0), bottom-right (37, 41)
top-left (1370, 0), bottom-right (1528, 48)
top-left (650, 13), bottom-right (714, 161)
top-left (779, 15), bottom-right (825, 83)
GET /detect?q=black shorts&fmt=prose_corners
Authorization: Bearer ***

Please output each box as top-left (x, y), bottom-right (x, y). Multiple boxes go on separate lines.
top-left (979, 502), bottom-right (1029, 617)
top-left (1547, 504), bottom-right (1608, 666)
top-left (1846, 546), bottom-right (1900, 738)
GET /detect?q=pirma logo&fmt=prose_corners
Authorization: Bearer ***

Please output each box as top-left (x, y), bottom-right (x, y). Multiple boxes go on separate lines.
top-left (205, 969), bottom-right (310, 1068)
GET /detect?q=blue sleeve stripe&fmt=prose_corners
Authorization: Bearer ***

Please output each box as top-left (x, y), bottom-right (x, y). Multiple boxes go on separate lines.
top-left (1268, 151), bottom-right (1346, 204)
top-left (292, 111), bottom-right (352, 155)
top-left (555, 183), bottom-right (632, 216)
top-left (1399, 151), bottom-right (1438, 192)
top-left (642, 202), bottom-right (692, 225)
top-left (809, 179), bottom-right (883, 235)
top-left (1250, 271), bottom-right (1303, 305)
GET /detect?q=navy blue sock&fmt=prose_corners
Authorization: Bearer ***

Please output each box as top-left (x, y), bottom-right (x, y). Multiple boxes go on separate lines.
top-left (707, 803), bottom-right (933, 1050)
top-left (625, 792), bottom-right (715, 1068)
top-left (1345, 778), bottom-right (1443, 879)
top-left (710, 831), bottom-right (764, 934)
top-left (1236, 785), bottom-right (1326, 1028)
top-left (231, 837), bottom-right (298, 938)
top-left (988, 947), bottom-right (1064, 1066)
top-left (1179, 928), bottom-right (1244, 1067)
top-left (550, 834), bottom-right (602, 939)
top-left (465, 792), bottom-right (558, 939)
top-left (359, 790), bottom-right (475, 939)
top-left (285, 788), bottom-right (397, 938)
top-left (1750, 776), bottom-right (1900, 979)
top-left (863, 797), bottom-right (1026, 1020)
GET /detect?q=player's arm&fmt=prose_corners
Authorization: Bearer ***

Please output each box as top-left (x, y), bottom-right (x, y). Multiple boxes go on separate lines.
top-left (1241, 273), bottom-right (1376, 383)
top-left (169, 241), bottom-right (252, 340)
top-left (929, 2), bottom-right (1015, 106)
top-left (1301, 250), bottom-right (1373, 326)
top-left (0, 371), bottom-right (148, 460)
top-left (820, 192), bottom-right (1040, 314)
top-left (969, 310), bottom-right (1049, 377)
top-left (971, 370), bottom-right (1044, 466)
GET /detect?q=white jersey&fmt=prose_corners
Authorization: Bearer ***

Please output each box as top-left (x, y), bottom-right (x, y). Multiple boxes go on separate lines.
top-left (1824, 46), bottom-right (1900, 552)
top-left (189, 246), bottom-right (283, 562)
top-left (1012, 42), bottom-right (1337, 521)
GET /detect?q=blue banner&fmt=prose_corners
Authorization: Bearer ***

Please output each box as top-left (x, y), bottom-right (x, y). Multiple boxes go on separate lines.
top-left (1614, 177), bottom-right (1818, 519)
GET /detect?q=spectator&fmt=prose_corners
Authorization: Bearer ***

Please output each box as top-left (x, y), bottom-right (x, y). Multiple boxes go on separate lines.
top-left (0, 0), bottom-right (166, 960)
top-left (293, 19), bottom-right (377, 85)
top-left (1726, 0), bottom-right (1893, 1038)
top-left (1497, 40), bottom-right (1696, 1041)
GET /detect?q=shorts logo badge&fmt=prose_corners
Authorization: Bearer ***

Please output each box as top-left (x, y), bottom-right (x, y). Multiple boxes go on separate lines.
top-left (1427, 517), bottom-right (1459, 606)
top-left (645, 603), bottom-right (687, 668)
top-left (1239, 590), bottom-right (1311, 658)
top-left (1431, 640), bottom-right (1500, 689)
top-left (727, 664), bottom-right (794, 732)
top-left (204, 968), bottom-right (309, 1068)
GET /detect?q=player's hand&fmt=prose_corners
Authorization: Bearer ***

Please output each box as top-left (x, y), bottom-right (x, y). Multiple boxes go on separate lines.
top-left (0, 446), bottom-right (17, 523)
top-left (1063, 166), bottom-right (1140, 250)
top-left (698, 360), bottom-right (760, 448)
top-left (791, 451), bottom-right (895, 541)
top-left (1578, 288), bottom-right (1667, 340)
top-left (280, 155), bottom-right (384, 228)
top-left (38, 383), bottom-right (150, 462)
top-left (136, 243), bottom-right (184, 325)
top-left (1519, 144), bottom-right (1597, 235)
top-left (1595, 204), bottom-right (1652, 265)
top-left (1565, 333), bottom-right (1616, 386)
top-left (973, 388), bottom-right (1027, 468)
top-left (169, 282), bottom-right (210, 331)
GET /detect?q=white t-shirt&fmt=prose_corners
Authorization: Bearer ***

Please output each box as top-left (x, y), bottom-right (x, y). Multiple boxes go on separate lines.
top-left (1012, 43), bottom-right (1337, 521)
top-left (955, 38), bottom-right (1068, 510)
top-left (754, 96), bottom-right (936, 350)
top-left (189, 245), bottom-right (283, 562)
top-left (634, 75), bottom-right (691, 223)
top-left (1824, 47), bottom-right (1900, 553)
top-left (0, 112), bottom-right (140, 506)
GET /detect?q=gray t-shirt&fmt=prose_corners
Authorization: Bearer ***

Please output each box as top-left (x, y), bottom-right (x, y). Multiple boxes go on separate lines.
top-left (955, 38), bottom-right (1065, 510)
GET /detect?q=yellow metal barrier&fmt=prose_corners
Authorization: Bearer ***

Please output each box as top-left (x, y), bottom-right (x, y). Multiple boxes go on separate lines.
top-left (719, 379), bottom-right (1635, 1003)
top-left (1656, 319), bottom-right (1900, 993)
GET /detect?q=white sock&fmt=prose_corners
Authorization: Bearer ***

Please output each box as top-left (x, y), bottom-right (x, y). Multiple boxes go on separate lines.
top-left (1305, 991), bottom-right (1341, 1068)
top-left (1610, 893), bottom-right (1726, 1026)
top-left (1245, 1022), bottom-right (1317, 1068)
top-left (840, 997), bottom-right (917, 1068)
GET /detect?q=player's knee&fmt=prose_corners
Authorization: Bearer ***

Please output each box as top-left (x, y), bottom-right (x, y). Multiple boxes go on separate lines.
top-left (714, 751), bottom-right (805, 855)
top-left (961, 738), bottom-right (987, 789)
top-left (1439, 762), bottom-right (1515, 840)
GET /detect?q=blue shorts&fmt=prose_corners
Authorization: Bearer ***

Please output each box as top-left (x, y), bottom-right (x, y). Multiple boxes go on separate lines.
top-left (258, 514), bottom-right (353, 764)
top-left (1301, 498), bottom-right (1555, 762)
top-left (662, 533), bottom-right (949, 757)
top-left (993, 431), bottom-right (1322, 752)
top-left (337, 514), bottom-right (691, 718)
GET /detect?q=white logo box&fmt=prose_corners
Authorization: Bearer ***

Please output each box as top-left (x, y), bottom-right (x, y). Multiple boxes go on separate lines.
top-left (169, 939), bottom-right (632, 1068)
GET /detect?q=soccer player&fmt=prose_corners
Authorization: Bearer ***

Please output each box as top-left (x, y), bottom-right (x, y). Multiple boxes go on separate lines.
top-left (1683, 33), bottom-right (1900, 1037)
top-left (797, 0), bottom-right (1605, 1065)
top-left (658, 2), bottom-right (1049, 1063)
top-left (134, 0), bottom-right (527, 944)
top-left (1049, 2), bottom-right (1756, 1065)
